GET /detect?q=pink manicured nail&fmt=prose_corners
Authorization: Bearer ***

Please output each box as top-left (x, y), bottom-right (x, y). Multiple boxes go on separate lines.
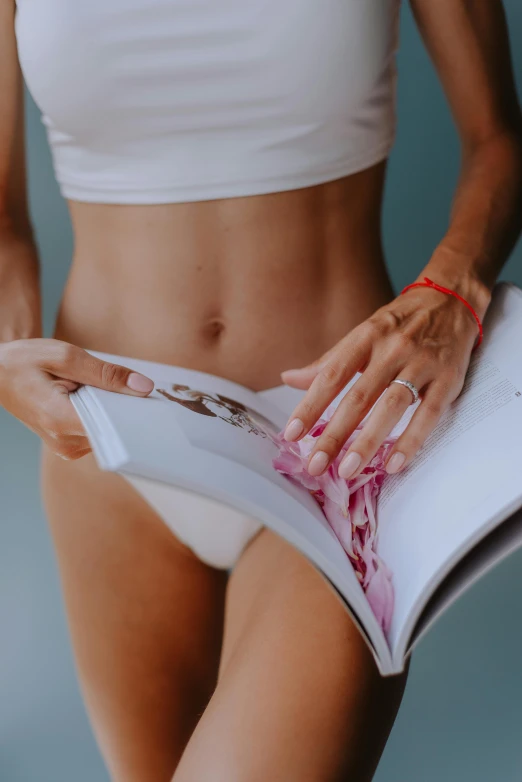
top-left (126, 372), bottom-right (154, 393)
top-left (386, 452), bottom-right (406, 474)
top-left (308, 451), bottom-right (330, 476)
top-left (284, 418), bottom-right (305, 441)
top-left (338, 451), bottom-right (362, 480)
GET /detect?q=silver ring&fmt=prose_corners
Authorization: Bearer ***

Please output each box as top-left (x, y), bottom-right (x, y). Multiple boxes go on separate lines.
top-left (389, 378), bottom-right (420, 405)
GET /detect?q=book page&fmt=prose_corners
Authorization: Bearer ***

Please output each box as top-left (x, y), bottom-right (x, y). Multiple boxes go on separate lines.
top-left (374, 283), bottom-right (522, 657)
top-left (405, 504), bottom-right (522, 659)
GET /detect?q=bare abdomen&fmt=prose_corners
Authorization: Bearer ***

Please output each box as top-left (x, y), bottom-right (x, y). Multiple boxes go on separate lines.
top-left (55, 164), bottom-right (395, 390)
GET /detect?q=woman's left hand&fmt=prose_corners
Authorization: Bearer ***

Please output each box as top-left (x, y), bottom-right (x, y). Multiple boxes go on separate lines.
top-left (281, 272), bottom-right (491, 480)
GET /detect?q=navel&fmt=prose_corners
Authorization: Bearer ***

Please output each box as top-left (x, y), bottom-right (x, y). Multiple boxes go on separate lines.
top-left (201, 317), bottom-right (226, 343)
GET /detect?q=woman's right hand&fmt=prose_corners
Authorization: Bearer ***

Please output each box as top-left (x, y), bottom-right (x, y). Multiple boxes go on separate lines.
top-left (0, 339), bottom-right (154, 460)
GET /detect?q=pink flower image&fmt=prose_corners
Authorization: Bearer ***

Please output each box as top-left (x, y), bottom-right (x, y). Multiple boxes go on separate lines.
top-left (273, 406), bottom-right (395, 634)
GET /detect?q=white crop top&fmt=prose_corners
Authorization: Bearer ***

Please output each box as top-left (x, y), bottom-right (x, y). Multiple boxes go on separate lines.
top-left (15, 0), bottom-right (401, 205)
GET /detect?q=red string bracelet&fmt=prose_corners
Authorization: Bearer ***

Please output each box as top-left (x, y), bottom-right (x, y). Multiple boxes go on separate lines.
top-left (400, 276), bottom-right (484, 350)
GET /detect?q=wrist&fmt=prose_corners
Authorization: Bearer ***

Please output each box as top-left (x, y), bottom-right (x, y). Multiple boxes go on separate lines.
top-left (417, 246), bottom-right (493, 319)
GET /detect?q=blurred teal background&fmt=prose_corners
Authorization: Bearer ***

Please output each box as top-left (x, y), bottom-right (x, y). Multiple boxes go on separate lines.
top-left (2, 3), bottom-right (522, 780)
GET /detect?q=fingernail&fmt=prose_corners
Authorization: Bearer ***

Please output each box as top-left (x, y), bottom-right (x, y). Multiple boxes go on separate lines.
top-left (386, 452), bottom-right (406, 474)
top-left (284, 418), bottom-right (305, 441)
top-left (308, 451), bottom-right (330, 476)
top-left (126, 372), bottom-right (154, 393)
top-left (338, 451), bottom-right (362, 480)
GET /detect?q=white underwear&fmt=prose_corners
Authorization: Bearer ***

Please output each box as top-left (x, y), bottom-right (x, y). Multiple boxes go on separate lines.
top-left (126, 474), bottom-right (264, 570)
top-left (124, 384), bottom-right (302, 570)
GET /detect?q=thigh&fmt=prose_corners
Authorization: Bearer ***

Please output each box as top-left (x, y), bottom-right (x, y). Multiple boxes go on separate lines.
top-left (174, 528), bottom-right (408, 782)
top-left (41, 446), bottom-right (228, 782)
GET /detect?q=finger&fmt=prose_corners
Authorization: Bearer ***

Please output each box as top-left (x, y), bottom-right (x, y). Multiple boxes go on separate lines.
top-left (42, 342), bottom-right (154, 396)
top-left (306, 361), bottom-right (400, 476)
top-left (281, 343), bottom-right (340, 390)
top-left (54, 385), bottom-right (91, 436)
top-left (36, 385), bottom-right (88, 438)
top-left (337, 371), bottom-right (426, 480)
top-left (59, 448), bottom-right (92, 461)
top-left (283, 332), bottom-right (370, 443)
top-left (384, 381), bottom-right (457, 475)
top-left (280, 362), bottom-right (327, 391)
top-left (43, 432), bottom-right (92, 460)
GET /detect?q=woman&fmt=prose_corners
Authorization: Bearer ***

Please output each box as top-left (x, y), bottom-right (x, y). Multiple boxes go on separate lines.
top-left (1, 0), bottom-right (521, 779)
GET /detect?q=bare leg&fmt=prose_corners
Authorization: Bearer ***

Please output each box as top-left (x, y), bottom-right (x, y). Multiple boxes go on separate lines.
top-left (174, 528), bottom-right (407, 782)
top-left (41, 446), bottom-right (228, 782)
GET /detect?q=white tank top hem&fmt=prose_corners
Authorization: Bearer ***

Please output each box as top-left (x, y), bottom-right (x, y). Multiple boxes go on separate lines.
top-left (56, 136), bottom-right (395, 205)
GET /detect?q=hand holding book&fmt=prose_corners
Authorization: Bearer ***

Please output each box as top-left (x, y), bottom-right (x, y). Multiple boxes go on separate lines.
top-left (281, 272), bottom-right (490, 482)
top-left (0, 338), bottom-right (154, 461)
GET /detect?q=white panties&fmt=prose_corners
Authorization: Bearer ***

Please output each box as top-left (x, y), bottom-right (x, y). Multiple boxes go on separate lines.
top-left (126, 475), bottom-right (264, 570)
top-left (124, 384), bottom-right (303, 570)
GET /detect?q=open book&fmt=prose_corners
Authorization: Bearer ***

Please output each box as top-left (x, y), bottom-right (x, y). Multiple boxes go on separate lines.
top-left (70, 281), bottom-right (522, 676)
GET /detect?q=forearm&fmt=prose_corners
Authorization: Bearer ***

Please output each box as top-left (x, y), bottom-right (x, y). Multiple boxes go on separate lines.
top-left (418, 130), bottom-right (522, 317)
top-left (0, 218), bottom-right (41, 341)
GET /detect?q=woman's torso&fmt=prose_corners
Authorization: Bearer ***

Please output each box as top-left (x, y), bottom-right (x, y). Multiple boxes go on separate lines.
top-left (58, 168), bottom-right (394, 389)
top-left (16, 0), bottom-right (400, 389)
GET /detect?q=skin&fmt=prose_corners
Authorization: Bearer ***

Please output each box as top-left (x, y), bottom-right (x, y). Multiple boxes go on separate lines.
top-left (1, 0), bottom-right (522, 780)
